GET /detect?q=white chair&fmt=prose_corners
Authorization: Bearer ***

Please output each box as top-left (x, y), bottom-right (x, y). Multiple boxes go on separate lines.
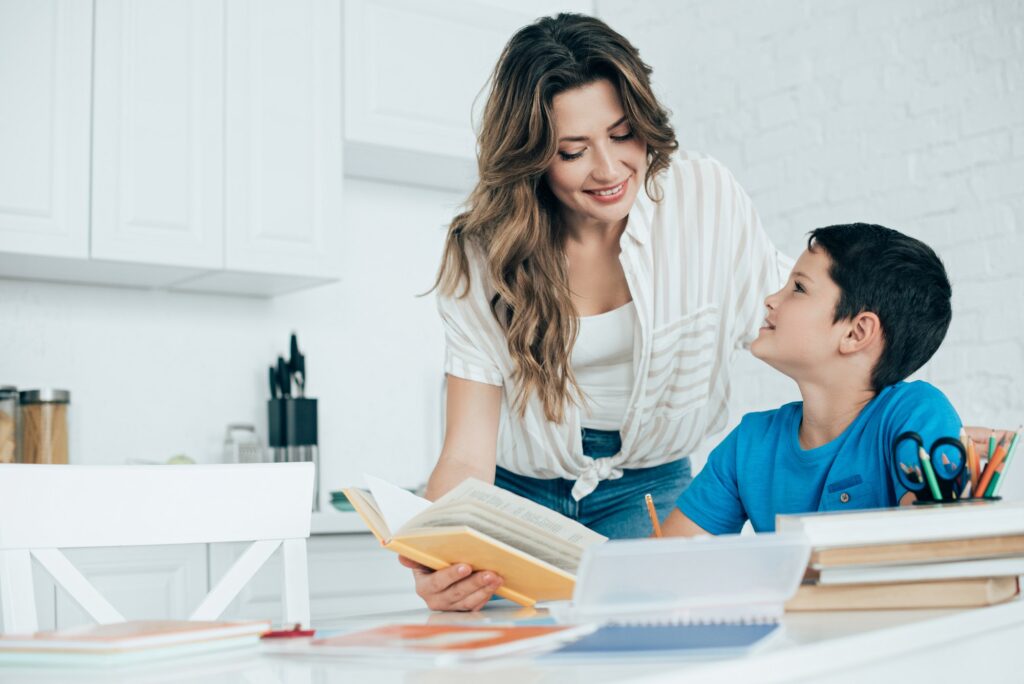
top-left (0, 462), bottom-right (314, 634)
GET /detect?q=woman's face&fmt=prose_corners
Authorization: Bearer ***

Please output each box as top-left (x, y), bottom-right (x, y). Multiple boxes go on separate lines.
top-left (545, 78), bottom-right (647, 228)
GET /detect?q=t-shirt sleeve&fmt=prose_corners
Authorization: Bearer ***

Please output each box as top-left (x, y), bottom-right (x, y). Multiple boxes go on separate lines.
top-left (882, 382), bottom-right (963, 502)
top-left (677, 422), bottom-right (748, 534)
top-left (718, 164), bottom-right (793, 350)
top-left (436, 288), bottom-right (504, 387)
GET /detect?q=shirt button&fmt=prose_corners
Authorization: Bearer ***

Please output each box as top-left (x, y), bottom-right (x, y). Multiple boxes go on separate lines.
top-left (839, 492), bottom-right (851, 504)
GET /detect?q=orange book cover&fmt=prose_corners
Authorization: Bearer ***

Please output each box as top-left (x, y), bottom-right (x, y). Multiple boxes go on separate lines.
top-left (306, 624), bottom-right (592, 662)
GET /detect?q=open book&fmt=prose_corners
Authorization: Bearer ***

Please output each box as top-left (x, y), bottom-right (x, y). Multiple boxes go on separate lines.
top-left (343, 476), bottom-right (607, 606)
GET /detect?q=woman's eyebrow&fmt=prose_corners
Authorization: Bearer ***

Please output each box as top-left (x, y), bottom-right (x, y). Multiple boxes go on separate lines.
top-left (792, 270), bottom-right (815, 282)
top-left (558, 116), bottom-right (629, 142)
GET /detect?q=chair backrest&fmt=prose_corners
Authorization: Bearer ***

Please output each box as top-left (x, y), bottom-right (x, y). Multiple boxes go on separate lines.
top-left (0, 463), bottom-right (314, 634)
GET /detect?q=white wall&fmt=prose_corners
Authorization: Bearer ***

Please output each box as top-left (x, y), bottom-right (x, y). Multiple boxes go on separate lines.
top-left (597, 0), bottom-right (1024, 498)
top-left (1, 178), bottom-right (462, 493)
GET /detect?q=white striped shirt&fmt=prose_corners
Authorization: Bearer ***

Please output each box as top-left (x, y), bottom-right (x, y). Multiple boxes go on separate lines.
top-left (437, 153), bottom-right (792, 500)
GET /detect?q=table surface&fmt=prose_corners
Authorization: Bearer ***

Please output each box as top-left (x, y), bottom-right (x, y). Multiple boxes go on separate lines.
top-left (2, 598), bottom-right (1023, 684)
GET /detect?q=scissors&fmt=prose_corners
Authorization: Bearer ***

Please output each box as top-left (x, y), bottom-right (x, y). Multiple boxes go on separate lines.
top-left (891, 431), bottom-right (967, 502)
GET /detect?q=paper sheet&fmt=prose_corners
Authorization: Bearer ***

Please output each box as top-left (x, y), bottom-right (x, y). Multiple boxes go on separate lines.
top-left (363, 474), bottom-right (431, 533)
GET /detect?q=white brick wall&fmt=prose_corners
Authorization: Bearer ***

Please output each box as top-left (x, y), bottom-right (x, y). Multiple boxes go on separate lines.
top-left (597, 0), bottom-right (1024, 498)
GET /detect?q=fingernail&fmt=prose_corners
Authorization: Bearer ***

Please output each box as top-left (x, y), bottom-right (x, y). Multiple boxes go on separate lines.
top-left (457, 565), bottom-right (470, 575)
top-left (480, 573), bottom-right (492, 582)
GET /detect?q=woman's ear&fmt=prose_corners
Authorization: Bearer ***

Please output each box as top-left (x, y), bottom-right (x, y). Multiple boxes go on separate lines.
top-left (839, 311), bottom-right (882, 355)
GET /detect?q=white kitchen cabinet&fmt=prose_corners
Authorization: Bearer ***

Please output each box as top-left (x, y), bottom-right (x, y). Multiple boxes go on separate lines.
top-left (0, 0), bottom-right (342, 296)
top-left (54, 545), bottom-right (208, 629)
top-left (0, 0), bottom-right (91, 259)
top-left (91, 0), bottom-right (226, 270)
top-left (210, 534), bottom-right (421, 626)
top-left (343, 0), bottom-right (594, 191)
top-left (222, 0), bottom-right (343, 281)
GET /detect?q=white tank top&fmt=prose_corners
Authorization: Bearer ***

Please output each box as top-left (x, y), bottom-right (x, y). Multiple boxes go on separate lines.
top-left (571, 301), bottom-right (637, 430)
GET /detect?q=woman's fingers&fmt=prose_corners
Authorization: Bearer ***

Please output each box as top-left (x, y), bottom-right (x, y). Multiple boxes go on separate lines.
top-left (411, 564), bottom-right (502, 611)
top-left (397, 555), bottom-right (430, 572)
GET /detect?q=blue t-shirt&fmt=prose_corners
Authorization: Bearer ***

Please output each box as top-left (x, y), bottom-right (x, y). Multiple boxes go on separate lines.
top-left (678, 381), bottom-right (962, 534)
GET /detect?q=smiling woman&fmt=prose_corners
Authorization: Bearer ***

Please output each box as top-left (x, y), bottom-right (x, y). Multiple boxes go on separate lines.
top-left (403, 12), bottom-right (791, 611)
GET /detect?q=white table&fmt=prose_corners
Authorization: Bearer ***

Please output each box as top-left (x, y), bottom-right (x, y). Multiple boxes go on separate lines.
top-left (2, 599), bottom-right (1022, 683)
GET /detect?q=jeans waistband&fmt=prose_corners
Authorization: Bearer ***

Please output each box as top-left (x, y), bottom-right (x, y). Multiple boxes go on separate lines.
top-left (581, 427), bottom-right (622, 459)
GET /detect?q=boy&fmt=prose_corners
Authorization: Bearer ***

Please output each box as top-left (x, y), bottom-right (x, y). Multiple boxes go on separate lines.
top-left (663, 222), bottom-right (961, 537)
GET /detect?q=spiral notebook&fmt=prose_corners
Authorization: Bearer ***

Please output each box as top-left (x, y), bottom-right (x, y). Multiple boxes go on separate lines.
top-left (546, 534), bottom-right (810, 659)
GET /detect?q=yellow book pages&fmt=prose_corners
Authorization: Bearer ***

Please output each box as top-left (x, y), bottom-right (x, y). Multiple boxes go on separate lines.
top-left (342, 487), bottom-right (575, 607)
top-left (810, 534), bottom-right (1024, 568)
top-left (785, 576), bottom-right (1020, 612)
top-left (387, 527), bottom-right (576, 606)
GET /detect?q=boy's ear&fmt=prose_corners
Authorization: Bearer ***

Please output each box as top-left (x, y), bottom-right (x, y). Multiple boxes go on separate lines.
top-left (839, 311), bottom-right (882, 355)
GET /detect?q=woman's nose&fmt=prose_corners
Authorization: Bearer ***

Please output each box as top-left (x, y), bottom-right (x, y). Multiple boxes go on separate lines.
top-left (590, 143), bottom-right (618, 182)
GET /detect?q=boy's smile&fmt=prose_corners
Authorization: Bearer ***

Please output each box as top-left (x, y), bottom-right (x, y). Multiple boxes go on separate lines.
top-left (750, 247), bottom-right (845, 380)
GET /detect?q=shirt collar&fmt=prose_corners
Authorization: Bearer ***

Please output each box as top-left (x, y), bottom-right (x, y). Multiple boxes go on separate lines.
top-left (622, 186), bottom-right (652, 246)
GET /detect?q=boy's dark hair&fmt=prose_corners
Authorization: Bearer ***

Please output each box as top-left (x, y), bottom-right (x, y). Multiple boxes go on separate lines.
top-left (808, 223), bottom-right (952, 392)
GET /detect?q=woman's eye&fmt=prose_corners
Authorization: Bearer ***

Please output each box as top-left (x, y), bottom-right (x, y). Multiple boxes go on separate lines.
top-left (611, 130), bottom-right (635, 142)
top-left (558, 149), bottom-right (585, 161)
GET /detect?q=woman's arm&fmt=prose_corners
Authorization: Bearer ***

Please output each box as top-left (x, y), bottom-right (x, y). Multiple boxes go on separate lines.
top-left (404, 375), bottom-right (505, 611)
top-left (425, 376), bottom-right (502, 499)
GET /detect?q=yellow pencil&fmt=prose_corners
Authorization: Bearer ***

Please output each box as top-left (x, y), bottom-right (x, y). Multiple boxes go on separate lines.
top-left (645, 493), bottom-right (662, 538)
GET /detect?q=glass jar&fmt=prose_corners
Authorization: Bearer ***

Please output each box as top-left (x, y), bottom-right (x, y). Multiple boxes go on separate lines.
top-left (19, 389), bottom-right (70, 464)
top-left (0, 386), bottom-right (17, 464)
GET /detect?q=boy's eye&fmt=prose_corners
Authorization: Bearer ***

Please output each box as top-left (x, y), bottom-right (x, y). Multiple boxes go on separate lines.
top-left (558, 149), bottom-right (585, 161)
top-left (793, 281), bottom-right (806, 293)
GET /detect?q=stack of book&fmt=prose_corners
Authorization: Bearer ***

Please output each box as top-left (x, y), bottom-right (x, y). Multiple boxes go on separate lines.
top-left (0, 619), bottom-right (270, 666)
top-left (777, 501), bottom-right (1024, 611)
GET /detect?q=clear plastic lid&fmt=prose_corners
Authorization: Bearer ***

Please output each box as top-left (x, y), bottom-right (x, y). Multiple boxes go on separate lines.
top-left (567, 533), bottom-right (810, 622)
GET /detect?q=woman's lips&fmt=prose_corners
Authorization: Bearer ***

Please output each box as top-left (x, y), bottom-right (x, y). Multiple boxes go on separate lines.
top-left (583, 177), bottom-right (629, 203)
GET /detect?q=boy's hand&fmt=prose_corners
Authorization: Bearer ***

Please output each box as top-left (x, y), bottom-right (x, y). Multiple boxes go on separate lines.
top-left (964, 426), bottom-right (1018, 457)
top-left (398, 556), bottom-right (503, 612)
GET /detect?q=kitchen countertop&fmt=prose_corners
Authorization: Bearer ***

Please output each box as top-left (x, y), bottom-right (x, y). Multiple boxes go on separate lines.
top-left (309, 509), bottom-right (369, 535)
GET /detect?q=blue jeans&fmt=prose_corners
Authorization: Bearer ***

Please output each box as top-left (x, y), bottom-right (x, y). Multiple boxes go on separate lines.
top-left (494, 428), bottom-right (692, 539)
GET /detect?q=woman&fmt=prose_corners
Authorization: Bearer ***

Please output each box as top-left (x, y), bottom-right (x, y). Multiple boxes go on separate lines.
top-left (399, 13), bottom-right (789, 610)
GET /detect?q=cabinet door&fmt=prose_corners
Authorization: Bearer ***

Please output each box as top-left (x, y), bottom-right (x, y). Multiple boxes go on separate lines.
top-left (343, 0), bottom-right (593, 190)
top-left (0, 0), bottom-right (90, 258)
top-left (223, 0), bottom-right (343, 279)
top-left (210, 535), bottom-right (422, 627)
top-left (55, 546), bottom-right (208, 629)
top-left (91, 0), bottom-right (225, 269)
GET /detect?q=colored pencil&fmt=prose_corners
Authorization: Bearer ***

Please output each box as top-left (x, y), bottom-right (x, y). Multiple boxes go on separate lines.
top-left (963, 429), bottom-right (980, 497)
top-left (988, 427), bottom-right (1022, 498)
top-left (976, 435), bottom-right (1010, 498)
top-left (645, 493), bottom-right (662, 538)
top-left (917, 446), bottom-right (943, 501)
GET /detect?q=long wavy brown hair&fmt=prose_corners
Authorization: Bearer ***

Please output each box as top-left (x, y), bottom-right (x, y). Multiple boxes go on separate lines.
top-left (433, 13), bottom-right (678, 423)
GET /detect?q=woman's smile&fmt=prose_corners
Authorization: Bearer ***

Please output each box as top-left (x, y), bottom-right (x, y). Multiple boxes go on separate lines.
top-left (583, 177), bottom-right (630, 203)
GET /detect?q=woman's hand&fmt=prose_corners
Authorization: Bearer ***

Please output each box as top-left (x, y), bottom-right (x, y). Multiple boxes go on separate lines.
top-left (964, 426), bottom-right (1018, 457)
top-left (398, 556), bottom-right (503, 612)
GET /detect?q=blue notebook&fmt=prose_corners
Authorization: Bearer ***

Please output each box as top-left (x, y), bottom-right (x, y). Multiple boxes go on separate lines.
top-left (546, 623), bottom-right (779, 659)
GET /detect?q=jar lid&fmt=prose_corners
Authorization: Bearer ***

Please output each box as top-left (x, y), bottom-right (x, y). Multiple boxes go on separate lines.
top-left (0, 386), bottom-right (17, 398)
top-left (19, 389), bottom-right (71, 404)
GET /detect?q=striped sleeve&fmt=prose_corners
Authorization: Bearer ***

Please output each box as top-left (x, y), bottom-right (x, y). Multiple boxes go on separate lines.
top-left (436, 282), bottom-right (505, 387)
top-left (720, 166), bottom-right (793, 349)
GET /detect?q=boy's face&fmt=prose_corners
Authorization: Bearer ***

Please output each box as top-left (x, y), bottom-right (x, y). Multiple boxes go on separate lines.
top-left (750, 247), bottom-right (846, 378)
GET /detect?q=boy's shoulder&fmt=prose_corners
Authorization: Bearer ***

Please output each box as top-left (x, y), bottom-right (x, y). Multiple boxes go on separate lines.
top-left (732, 400), bottom-right (803, 440)
top-left (876, 380), bottom-right (955, 412)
